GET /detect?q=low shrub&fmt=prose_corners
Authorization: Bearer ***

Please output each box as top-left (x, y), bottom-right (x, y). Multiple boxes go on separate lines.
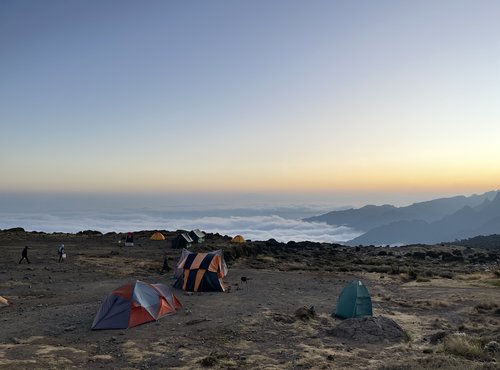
top-left (416, 277), bottom-right (430, 283)
top-left (475, 302), bottom-right (498, 311)
top-left (390, 264), bottom-right (400, 274)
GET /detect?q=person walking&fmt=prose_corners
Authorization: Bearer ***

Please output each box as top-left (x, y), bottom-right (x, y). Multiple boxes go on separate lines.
top-left (58, 244), bottom-right (65, 263)
top-left (160, 253), bottom-right (170, 274)
top-left (18, 246), bottom-right (31, 264)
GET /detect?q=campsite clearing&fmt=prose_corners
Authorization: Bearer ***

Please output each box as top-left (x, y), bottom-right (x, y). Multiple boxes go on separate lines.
top-left (0, 230), bottom-right (499, 369)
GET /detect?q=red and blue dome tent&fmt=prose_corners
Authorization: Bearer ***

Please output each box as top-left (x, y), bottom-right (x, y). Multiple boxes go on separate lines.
top-left (91, 280), bottom-right (182, 330)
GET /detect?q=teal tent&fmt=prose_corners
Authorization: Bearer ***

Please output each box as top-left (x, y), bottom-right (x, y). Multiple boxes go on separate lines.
top-left (334, 280), bottom-right (373, 319)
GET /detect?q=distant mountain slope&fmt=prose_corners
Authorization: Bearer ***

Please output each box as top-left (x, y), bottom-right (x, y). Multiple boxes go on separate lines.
top-left (348, 192), bottom-right (500, 245)
top-left (446, 234), bottom-right (500, 249)
top-left (305, 191), bottom-right (498, 231)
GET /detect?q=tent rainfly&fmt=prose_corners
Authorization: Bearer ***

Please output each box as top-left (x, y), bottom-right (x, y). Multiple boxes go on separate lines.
top-left (189, 229), bottom-right (205, 243)
top-left (91, 280), bottom-right (182, 330)
top-left (231, 235), bottom-right (246, 243)
top-left (0, 296), bottom-right (8, 308)
top-left (174, 250), bottom-right (228, 292)
top-left (172, 233), bottom-right (193, 249)
top-left (150, 232), bottom-right (166, 241)
top-left (334, 280), bottom-right (373, 319)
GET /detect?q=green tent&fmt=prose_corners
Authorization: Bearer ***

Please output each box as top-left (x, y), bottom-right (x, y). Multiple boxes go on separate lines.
top-left (334, 279), bottom-right (373, 319)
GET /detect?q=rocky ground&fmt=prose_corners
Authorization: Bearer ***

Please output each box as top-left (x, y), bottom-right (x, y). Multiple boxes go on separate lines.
top-left (0, 229), bottom-right (499, 369)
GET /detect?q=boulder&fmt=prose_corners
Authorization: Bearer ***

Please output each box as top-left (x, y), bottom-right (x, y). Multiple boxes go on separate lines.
top-left (330, 316), bottom-right (406, 343)
top-left (294, 306), bottom-right (316, 321)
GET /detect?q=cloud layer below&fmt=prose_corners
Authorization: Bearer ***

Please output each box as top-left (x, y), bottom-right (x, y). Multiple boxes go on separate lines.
top-left (0, 212), bottom-right (361, 243)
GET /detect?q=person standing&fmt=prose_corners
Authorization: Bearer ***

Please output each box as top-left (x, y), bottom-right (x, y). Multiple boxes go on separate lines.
top-left (58, 244), bottom-right (65, 263)
top-left (18, 246), bottom-right (30, 264)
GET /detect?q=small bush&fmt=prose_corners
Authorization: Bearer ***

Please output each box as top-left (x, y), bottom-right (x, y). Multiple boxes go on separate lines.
top-left (486, 279), bottom-right (500, 287)
top-left (390, 264), bottom-right (400, 274)
top-left (365, 265), bottom-right (392, 273)
top-left (408, 268), bottom-right (418, 280)
top-left (416, 277), bottom-right (430, 283)
top-left (475, 302), bottom-right (498, 311)
top-left (199, 351), bottom-right (231, 367)
top-left (404, 330), bottom-right (413, 342)
top-left (439, 272), bottom-right (455, 279)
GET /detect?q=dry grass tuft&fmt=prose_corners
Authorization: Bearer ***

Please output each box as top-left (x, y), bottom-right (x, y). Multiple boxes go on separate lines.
top-left (486, 279), bottom-right (500, 287)
top-left (443, 334), bottom-right (486, 360)
top-left (378, 355), bottom-right (497, 370)
top-left (198, 351), bottom-right (234, 367)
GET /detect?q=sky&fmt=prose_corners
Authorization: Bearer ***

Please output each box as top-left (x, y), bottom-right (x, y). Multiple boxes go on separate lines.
top-left (1, 0), bottom-right (499, 206)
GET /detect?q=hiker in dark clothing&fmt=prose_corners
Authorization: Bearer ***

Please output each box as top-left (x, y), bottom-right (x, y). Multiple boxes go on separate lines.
top-left (18, 246), bottom-right (31, 264)
top-left (160, 254), bottom-right (170, 274)
top-left (58, 244), bottom-right (65, 263)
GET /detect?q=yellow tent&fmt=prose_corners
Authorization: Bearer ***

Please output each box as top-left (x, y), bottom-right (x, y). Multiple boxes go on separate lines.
top-left (0, 296), bottom-right (8, 307)
top-left (231, 235), bottom-right (246, 243)
top-left (150, 232), bottom-right (166, 241)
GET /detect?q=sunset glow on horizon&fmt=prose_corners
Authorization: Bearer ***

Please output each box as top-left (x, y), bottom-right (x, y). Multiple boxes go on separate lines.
top-left (1, 1), bottom-right (499, 203)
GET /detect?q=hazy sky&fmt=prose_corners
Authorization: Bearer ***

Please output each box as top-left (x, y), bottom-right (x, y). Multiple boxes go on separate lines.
top-left (1, 1), bottom-right (499, 203)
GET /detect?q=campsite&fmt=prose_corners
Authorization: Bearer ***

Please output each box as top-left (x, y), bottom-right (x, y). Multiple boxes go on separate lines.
top-left (0, 228), bottom-right (499, 369)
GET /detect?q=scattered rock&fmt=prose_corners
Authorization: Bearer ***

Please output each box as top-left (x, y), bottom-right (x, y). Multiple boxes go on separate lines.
top-left (329, 316), bottom-right (406, 344)
top-left (77, 230), bottom-right (103, 236)
top-left (484, 341), bottom-right (500, 354)
top-left (294, 306), bottom-right (316, 321)
top-left (11, 337), bottom-right (24, 344)
top-left (4, 227), bottom-right (25, 233)
top-left (429, 331), bottom-right (448, 345)
top-left (199, 351), bottom-right (229, 367)
top-left (186, 317), bottom-right (212, 326)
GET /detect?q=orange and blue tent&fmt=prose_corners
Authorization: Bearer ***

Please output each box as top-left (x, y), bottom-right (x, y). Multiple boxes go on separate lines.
top-left (174, 250), bottom-right (227, 292)
top-left (91, 280), bottom-right (182, 330)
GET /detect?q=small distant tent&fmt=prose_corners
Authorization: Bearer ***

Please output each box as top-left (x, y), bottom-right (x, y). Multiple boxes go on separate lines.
top-left (125, 232), bottom-right (134, 247)
top-left (231, 235), bottom-right (246, 243)
top-left (189, 229), bottom-right (205, 243)
top-left (174, 250), bottom-right (228, 292)
top-left (172, 233), bottom-right (193, 249)
top-left (334, 280), bottom-right (373, 319)
top-left (91, 280), bottom-right (182, 330)
top-left (150, 232), bottom-right (166, 241)
top-left (0, 296), bottom-right (8, 307)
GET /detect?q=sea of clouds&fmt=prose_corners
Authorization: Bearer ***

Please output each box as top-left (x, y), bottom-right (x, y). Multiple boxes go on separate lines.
top-left (0, 211), bottom-right (361, 243)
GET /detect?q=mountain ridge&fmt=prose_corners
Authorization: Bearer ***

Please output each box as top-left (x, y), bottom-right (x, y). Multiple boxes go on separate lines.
top-left (347, 192), bottom-right (500, 245)
top-left (305, 190), bottom-right (500, 245)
